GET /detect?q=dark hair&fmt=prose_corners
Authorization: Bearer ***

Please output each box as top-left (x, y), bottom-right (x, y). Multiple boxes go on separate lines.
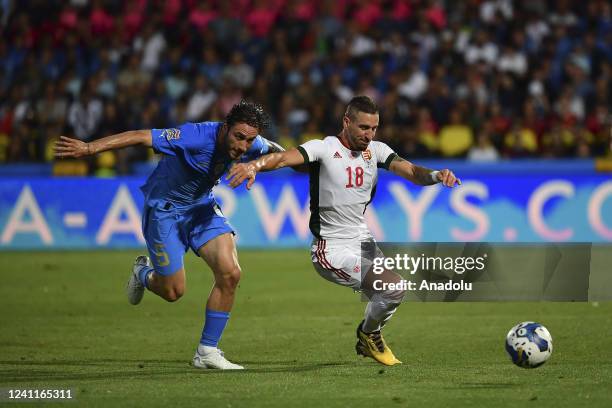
top-left (345, 95), bottom-right (379, 120)
top-left (225, 100), bottom-right (270, 133)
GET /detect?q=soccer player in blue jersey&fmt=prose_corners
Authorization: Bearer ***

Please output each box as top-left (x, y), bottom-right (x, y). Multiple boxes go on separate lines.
top-left (55, 101), bottom-right (282, 369)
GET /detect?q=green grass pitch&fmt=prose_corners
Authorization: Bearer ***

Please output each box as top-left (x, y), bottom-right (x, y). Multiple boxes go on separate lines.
top-left (1, 249), bottom-right (611, 407)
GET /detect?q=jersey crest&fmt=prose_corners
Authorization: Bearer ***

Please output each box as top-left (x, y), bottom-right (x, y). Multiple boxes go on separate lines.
top-left (161, 128), bottom-right (181, 140)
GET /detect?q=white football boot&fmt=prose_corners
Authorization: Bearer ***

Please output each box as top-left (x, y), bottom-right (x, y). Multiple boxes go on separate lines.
top-left (193, 347), bottom-right (244, 370)
top-left (127, 255), bottom-right (150, 305)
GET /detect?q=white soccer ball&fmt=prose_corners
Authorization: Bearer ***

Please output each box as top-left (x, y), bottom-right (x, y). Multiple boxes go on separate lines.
top-left (505, 321), bottom-right (553, 368)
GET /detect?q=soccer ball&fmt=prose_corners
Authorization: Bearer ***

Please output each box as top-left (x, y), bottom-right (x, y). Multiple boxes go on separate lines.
top-left (505, 321), bottom-right (553, 368)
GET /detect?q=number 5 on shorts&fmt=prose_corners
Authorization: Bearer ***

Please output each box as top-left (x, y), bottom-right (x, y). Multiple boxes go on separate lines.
top-left (154, 243), bottom-right (170, 267)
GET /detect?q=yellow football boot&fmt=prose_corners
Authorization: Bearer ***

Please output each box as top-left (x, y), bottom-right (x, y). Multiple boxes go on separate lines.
top-left (355, 321), bottom-right (402, 366)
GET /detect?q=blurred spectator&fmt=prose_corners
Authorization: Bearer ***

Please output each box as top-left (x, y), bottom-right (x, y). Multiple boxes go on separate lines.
top-left (397, 127), bottom-right (430, 159)
top-left (117, 53), bottom-right (151, 91)
top-left (186, 74), bottom-right (217, 122)
top-left (415, 107), bottom-right (439, 155)
top-left (480, 0), bottom-right (513, 24)
top-left (468, 129), bottom-right (500, 162)
top-left (549, 0), bottom-right (578, 27)
top-left (0, 0), bottom-right (608, 174)
top-left (95, 151), bottom-right (116, 177)
top-left (199, 46), bottom-right (224, 87)
top-left (497, 45), bottom-right (527, 77)
top-left (438, 109), bottom-right (473, 157)
top-left (299, 120), bottom-right (325, 144)
top-left (541, 122), bottom-right (573, 158)
top-left (188, 2), bottom-right (217, 32)
top-left (164, 68), bottom-right (188, 101)
top-left (36, 83), bottom-right (67, 127)
top-left (464, 30), bottom-right (498, 66)
top-left (67, 82), bottom-right (103, 141)
top-left (93, 68), bottom-right (116, 99)
top-left (345, 22), bottom-right (376, 58)
top-left (504, 121), bottom-right (539, 158)
top-left (328, 73), bottom-right (354, 104)
top-left (397, 64), bottom-right (428, 101)
top-left (355, 77), bottom-right (381, 104)
top-left (215, 79), bottom-right (243, 118)
top-left (222, 51), bottom-right (255, 90)
top-left (134, 21), bottom-right (166, 73)
top-left (246, 0), bottom-right (279, 38)
top-left (210, 2), bottom-right (242, 48)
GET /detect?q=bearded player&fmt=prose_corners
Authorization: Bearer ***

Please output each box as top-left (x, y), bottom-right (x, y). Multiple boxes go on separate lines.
top-left (55, 101), bottom-right (284, 370)
top-left (227, 96), bottom-right (460, 366)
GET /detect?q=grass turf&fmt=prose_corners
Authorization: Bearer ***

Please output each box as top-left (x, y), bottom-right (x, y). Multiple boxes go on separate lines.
top-left (0, 249), bottom-right (611, 407)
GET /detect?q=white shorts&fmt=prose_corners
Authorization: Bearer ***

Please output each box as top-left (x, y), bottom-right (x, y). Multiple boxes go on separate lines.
top-left (310, 239), bottom-right (380, 290)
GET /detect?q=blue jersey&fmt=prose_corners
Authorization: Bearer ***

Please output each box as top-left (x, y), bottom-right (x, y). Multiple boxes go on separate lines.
top-left (141, 121), bottom-right (269, 206)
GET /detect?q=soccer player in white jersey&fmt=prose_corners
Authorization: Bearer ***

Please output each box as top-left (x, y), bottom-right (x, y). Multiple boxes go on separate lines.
top-left (227, 96), bottom-right (460, 366)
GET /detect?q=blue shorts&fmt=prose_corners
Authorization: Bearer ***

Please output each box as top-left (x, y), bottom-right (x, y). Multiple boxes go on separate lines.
top-left (141, 200), bottom-right (235, 276)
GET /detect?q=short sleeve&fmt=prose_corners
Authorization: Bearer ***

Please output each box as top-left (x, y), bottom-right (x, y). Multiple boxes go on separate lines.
top-left (371, 141), bottom-right (398, 170)
top-left (297, 139), bottom-right (326, 163)
top-left (151, 122), bottom-right (198, 155)
top-left (240, 135), bottom-right (269, 162)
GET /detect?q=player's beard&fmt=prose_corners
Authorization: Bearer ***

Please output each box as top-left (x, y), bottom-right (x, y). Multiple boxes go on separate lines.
top-left (221, 128), bottom-right (240, 160)
top-left (347, 129), bottom-right (370, 151)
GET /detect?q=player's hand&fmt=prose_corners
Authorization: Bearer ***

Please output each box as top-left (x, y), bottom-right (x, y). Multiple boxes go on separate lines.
top-left (227, 162), bottom-right (258, 190)
top-left (436, 169), bottom-right (461, 188)
top-left (54, 136), bottom-right (91, 158)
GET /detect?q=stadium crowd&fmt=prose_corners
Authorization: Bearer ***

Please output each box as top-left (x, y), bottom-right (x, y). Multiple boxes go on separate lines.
top-left (0, 0), bottom-right (610, 174)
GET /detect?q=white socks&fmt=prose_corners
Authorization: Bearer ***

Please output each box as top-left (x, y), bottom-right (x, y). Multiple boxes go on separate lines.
top-left (362, 292), bottom-right (400, 333)
top-left (197, 344), bottom-right (218, 355)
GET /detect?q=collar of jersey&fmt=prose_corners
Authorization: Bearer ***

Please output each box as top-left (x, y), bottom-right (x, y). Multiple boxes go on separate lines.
top-left (336, 135), bottom-right (366, 156)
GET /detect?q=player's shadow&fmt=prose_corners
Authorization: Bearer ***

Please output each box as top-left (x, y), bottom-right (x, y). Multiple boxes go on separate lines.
top-left (196, 361), bottom-right (349, 374)
top-left (0, 358), bottom-right (186, 366)
top-left (0, 359), bottom-right (190, 383)
top-left (0, 358), bottom-right (352, 381)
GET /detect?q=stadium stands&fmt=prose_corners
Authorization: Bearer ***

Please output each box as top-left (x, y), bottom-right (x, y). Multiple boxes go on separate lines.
top-left (0, 0), bottom-right (610, 174)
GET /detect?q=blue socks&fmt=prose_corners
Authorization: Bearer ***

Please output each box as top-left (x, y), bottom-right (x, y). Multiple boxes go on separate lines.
top-left (137, 265), bottom-right (152, 289)
top-left (200, 309), bottom-right (230, 347)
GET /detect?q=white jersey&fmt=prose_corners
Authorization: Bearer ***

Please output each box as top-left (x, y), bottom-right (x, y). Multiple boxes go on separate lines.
top-left (297, 136), bottom-right (397, 241)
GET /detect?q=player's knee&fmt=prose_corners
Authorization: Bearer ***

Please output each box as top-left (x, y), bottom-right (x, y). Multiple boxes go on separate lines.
top-left (383, 287), bottom-right (406, 303)
top-left (226, 265), bottom-right (241, 289)
top-left (162, 290), bottom-right (182, 302)
top-left (217, 265), bottom-right (241, 292)
top-left (161, 284), bottom-right (185, 302)
top-left (172, 285), bottom-right (185, 301)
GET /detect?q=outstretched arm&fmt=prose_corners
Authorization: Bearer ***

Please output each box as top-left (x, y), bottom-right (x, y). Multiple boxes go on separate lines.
top-left (227, 148), bottom-right (306, 189)
top-left (54, 130), bottom-right (152, 158)
top-left (260, 137), bottom-right (308, 173)
top-left (261, 138), bottom-right (284, 154)
top-left (389, 155), bottom-right (460, 188)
